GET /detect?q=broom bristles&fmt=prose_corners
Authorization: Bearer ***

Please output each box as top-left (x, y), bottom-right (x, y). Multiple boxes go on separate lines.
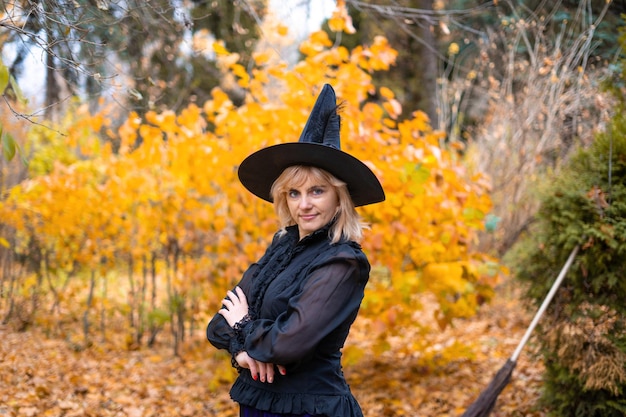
top-left (461, 358), bottom-right (517, 417)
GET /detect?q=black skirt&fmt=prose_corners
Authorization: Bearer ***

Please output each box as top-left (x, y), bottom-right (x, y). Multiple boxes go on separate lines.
top-left (240, 405), bottom-right (323, 417)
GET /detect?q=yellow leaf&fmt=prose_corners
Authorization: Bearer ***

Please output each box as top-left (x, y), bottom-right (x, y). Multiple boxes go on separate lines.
top-left (448, 42), bottom-right (460, 55)
top-left (308, 30), bottom-right (333, 47)
top-left (212, 41), bottom-right (229, 56)
top-left (277, 24), bottom-right (289, 36)
top-left (382, 99), bottom-right (402, 119)
top-left (422, 262), bottom-right (467, 293)
top-left (253, 51), bottom-right (272, 66)
top-left (231, 64), bottom-right (250, 87)
top-left (379, 86), bottom-right (395, 99)
top-left (328, 15), bottom-right (345, 32)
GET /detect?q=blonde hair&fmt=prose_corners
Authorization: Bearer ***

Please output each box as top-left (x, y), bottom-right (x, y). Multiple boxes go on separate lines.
top-left (270, 165), bottom-right (365, 243)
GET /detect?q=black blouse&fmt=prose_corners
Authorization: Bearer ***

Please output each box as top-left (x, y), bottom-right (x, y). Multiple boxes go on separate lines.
top-left (206, 223), bottom-right (370, 417)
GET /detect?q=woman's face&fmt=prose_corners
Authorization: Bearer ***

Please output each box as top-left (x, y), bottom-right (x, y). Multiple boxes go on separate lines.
top-left (286, 176), bottom-right (339, 240)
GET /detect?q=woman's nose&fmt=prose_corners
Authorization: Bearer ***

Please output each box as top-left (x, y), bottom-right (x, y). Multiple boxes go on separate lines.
top-left (299, 195), bottom-right (312, 208)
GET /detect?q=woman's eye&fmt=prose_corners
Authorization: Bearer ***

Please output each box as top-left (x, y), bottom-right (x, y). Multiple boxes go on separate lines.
top-left (312, 188), bottom-right (324, 196)
top-left (288, 190), bottom-right (299, 198)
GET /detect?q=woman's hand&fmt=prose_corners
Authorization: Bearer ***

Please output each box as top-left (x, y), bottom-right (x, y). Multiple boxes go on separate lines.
top-left (219, 286), bottom-right (249, 327)
top-left (235, 351), bottom-right (287, 383)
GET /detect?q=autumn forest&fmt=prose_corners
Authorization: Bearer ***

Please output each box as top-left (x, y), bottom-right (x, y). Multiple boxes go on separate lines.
top-left (1, 1), bottom-right (625, 416)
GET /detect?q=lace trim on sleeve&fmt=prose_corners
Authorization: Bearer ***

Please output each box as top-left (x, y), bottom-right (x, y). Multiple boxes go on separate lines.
top-left (230, 314), bottom-right (252, 372)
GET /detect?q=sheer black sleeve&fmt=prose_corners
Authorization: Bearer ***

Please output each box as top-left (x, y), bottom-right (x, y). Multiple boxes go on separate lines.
top-left (206, 262), bottom-right (258, 353)
top-left (241, 250), bottom-right (368, 365)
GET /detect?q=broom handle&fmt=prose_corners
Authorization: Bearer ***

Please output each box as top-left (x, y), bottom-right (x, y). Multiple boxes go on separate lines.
top-left (511, 245), bottom-right (580, 362)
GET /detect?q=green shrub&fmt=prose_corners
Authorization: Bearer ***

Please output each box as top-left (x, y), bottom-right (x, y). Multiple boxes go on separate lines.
top-left (509, 113), bottom-right (626, 416)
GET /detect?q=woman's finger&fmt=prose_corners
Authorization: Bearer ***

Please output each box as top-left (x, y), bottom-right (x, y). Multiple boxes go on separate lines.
top-left (247, 357), bottom-right (259, 381)
top-left (257, 361), bottom-right (266, 383)
top-left (217, 308), bottom-right (231, 322)
top-left (235, 286), bottom-right (247, 304)
top-left (257, 360), bottom-right (274, 383)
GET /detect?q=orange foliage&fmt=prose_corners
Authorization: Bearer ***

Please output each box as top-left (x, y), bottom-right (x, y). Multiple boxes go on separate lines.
top-left (0, 286), bottom-right (547, 417)
top-left (0, 25), bottom-right (503, 361)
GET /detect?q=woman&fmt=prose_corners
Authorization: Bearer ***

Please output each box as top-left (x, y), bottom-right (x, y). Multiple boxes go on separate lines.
top-left (206, 84), bottom-right (385, 417)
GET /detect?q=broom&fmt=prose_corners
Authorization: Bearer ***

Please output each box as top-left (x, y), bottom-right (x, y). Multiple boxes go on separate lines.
top-left (461, 244), bottom-right (580, 417)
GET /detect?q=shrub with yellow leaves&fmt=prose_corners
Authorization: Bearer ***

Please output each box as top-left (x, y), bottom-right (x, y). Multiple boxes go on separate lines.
top-left (0, 25), bottom-right (503, 363)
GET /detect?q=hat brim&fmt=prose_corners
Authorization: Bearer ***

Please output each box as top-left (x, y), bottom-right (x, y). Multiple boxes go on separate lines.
top-left (238, 143), bottom-right (385, 207)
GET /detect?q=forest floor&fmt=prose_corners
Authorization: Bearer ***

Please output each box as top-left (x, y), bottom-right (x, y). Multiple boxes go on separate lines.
top-left (0, 279), bottom-right (549, 417)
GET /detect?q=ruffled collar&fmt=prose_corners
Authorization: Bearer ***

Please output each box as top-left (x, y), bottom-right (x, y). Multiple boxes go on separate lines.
top-left (285, 216), bottom-right (339, 245)
top-left (248, 221), bottom-right (335, 319)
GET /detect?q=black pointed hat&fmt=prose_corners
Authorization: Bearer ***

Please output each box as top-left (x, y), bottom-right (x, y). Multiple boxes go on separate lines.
top-left (237, 84), bottom-right (385, 207)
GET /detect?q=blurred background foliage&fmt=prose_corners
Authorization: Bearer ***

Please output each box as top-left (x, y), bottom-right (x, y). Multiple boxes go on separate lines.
top-left (1, 1), bottom-right (625, 415)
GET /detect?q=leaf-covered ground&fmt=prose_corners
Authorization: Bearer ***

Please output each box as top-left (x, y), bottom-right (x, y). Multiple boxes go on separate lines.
top-left (0, 281), bottom-right (548, 417)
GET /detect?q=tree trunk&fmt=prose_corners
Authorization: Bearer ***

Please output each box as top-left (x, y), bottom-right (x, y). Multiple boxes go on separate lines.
top-left (128, 256), bottom-right (136, 329)
top-left (137, 254), bottom-right (148, 345)
top-left (147, 252), bottom-right (159, 347)
top-left (83, 269), bottom-right (96, 348)
top-left (44, 26), bottom-right (59, 119)
top-left (100, 273), bottom-right (107, 342)
top-left (417, 0), bottom-right (439, 128)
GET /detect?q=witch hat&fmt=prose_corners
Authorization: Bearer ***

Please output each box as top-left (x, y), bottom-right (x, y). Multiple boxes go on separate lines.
top-left (238, 84), bottom-right (385, 207)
